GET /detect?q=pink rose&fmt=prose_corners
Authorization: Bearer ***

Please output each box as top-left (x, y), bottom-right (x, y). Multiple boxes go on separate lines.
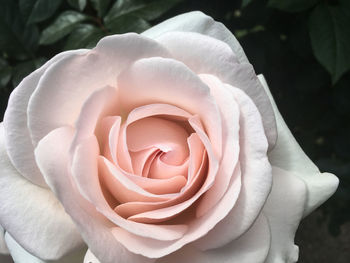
top-left (0, 11), bottom-right (338, 263)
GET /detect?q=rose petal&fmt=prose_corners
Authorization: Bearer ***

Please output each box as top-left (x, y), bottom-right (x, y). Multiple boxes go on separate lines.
top-left (132, 176), bottom-right (188, 195)
top-left (116, 103), bottom-right (193, 175)
top-left (130, 147), bottom-right (158, 177)
top-left (193, 87), bottom-right (271, 250)
top-left (195, 74), bottom-right (240, 217)
top-left (157, 214), bottom-right (270, 263)
top-left (156, 31), bottom-right (240, 74)
top-left (151, 32), bottom-right (276, 150)
top-left (34, 127), bottom-right (161, 263)
top-left (5, 233), bottom-right (87, 263)
top-left (68, 133), bottom-right (188, 241)
top-left (117, 57), bottom-right (222, 158)
top-left (70, 85), bottom-right (118, 159)
top-left (148, 156), bottom-right (189, 180)
top-left (3, 49), bottom-right (87, 187)
top-left (127, 117), bottom-right (189, 167)
top-left (258, 74), bottom-right (339, 216)
top-left (263, 166), bottom-right (307, 262)
top-left (126, 116), bottom-right (219, 224)
top-left (100, 157), bottom-right (172, 202)
top-left (114, 133), bottom-right (206, 219)
top-left (28, 33), bottom-right (171, 146)
top-left (125, 104), bottom-right (192, 123)
top-left (0, 124), bottom-right (84, 261)
top-left (5, 233), bottom-right (46, 263)
top-left (142, 11), bottom-right (249, 64)
top-left (224, 64), bottom-right (277, 151)
top-left (110, 160), bottom-right (241, 258)
top-left (96, 116), bottom-right (119, 161)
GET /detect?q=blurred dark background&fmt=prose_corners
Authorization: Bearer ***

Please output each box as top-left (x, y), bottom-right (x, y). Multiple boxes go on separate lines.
top-left (0, 0), bottom-right (349, 262)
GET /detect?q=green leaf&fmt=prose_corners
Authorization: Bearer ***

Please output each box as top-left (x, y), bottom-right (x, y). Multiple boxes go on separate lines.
top-left (0, 58), bottom-right (12, 88)
top-left (268, 0), bottom-right (319, 12)
top-left (64, 24), bottom-right (105, 50)
top-left (19, 0), bottom-right (63, 25)
top-left (104, 0), bottom-right (183, 27)
top-left (0, 66), bottom-right (12, 88)
top-left (90, 0), bottom-right (111, 17)
top-left (0, 0), bottom-right (39, 58)
top-left (67, 0), bottom-right (87, 11)
top-left (39, 11), bottom-right (90, 45)
top-left (107, 15), bottom-right (151, 34)
top-left (242, 0), bottom-right (254, 8)
top-left (309, 3), bottom-right (350, 84)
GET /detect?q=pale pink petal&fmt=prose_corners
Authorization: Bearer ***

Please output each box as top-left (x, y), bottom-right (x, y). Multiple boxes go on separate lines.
top-left (34, 127), bottom-right (156, 263)
top-left (116, 123), bottom-right (134, 173)
top-left (125, 104), bottom-right (192, 122)
top-left (100, 157), bottom-right (172, 203)
top-left (0, 124), bottom-right (84, 261)
top-left (224, 64), bottom-right (277, 150)
top-left (156, 31), bottom-right (240, 78)
top-left (195, 74), bottom-right (240, 217)
top-left (96, 116), bottom-right (120, 161)
top-left (142, 11), bottom-right (249, 64)
top-left (28, 34), bottom-right (171, 146)
top-left (114, 153), bottom-right (206, 220)
top-left (132, 176), bottom-right (187, 195)
top-left (69, 85), bottom-right (118, 159)
top-left (185, 132), bottom-right (205, 186)
top-left (117, 103), bottom-right (193, 175)
top-left (155, 31), bottom-right (276, 150)
top-left (127, 117), bottom-right (189, 166)
top-left (193, 87), bottom-right (271, 250)
top-left (148, 156), bottom-right (188, 180)
top-left (117, 57), bottom-right (222, 158)
top-left (125, 116), bottom-right (219, 224)
top-left (69, 135), bottom-right (187, 241)
top-left (258, 74), bottom-right (339, 216)
top-left (3, 49), bottom-right (87, 187)
top-left (157, 214), bottom-right (270, 263)
top-left (263, 166), bottom-right (306, 262)
top-left (130, 147), bottom-right (158, 176)
top-left (114, 133), bottom-right (206, 218)
top-left (110, 160), bottom-right (241, 258)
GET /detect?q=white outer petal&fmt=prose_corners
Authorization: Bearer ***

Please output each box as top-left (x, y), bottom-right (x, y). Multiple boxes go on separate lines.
top-left (156, 214), bottom-right (270, 263)
top-left (258, 74), bottom-right (339, 216)
top-left (5, 233), bottom-right (86, 263)
top-left (142, 11), bottom-right (249, 64)
top-left (27, 34), bottom-right (171, 147)
top-left (155, 33), bottom-right (277, 150)
top-left (0, 123), bottom-right (84, 261)
top-left (3, 49), bottom-right (88, 187)
top-left (35, 127), bottom-right (155, 263)
top-left (263, 167), bottom-right (307, 263)
top-left (5, 233), bottom-right (43, 263)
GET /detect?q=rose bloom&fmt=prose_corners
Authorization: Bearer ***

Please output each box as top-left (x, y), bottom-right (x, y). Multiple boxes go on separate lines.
top-left (0, 11), bottom-right (338, 263)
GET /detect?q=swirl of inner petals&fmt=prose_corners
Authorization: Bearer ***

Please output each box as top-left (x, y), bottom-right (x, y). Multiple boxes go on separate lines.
top-left (95, 103), bottom-right (213, 224)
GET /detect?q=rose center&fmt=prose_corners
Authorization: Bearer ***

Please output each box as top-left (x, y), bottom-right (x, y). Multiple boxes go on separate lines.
top-left (126, 117), bottom-right (190, 179)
